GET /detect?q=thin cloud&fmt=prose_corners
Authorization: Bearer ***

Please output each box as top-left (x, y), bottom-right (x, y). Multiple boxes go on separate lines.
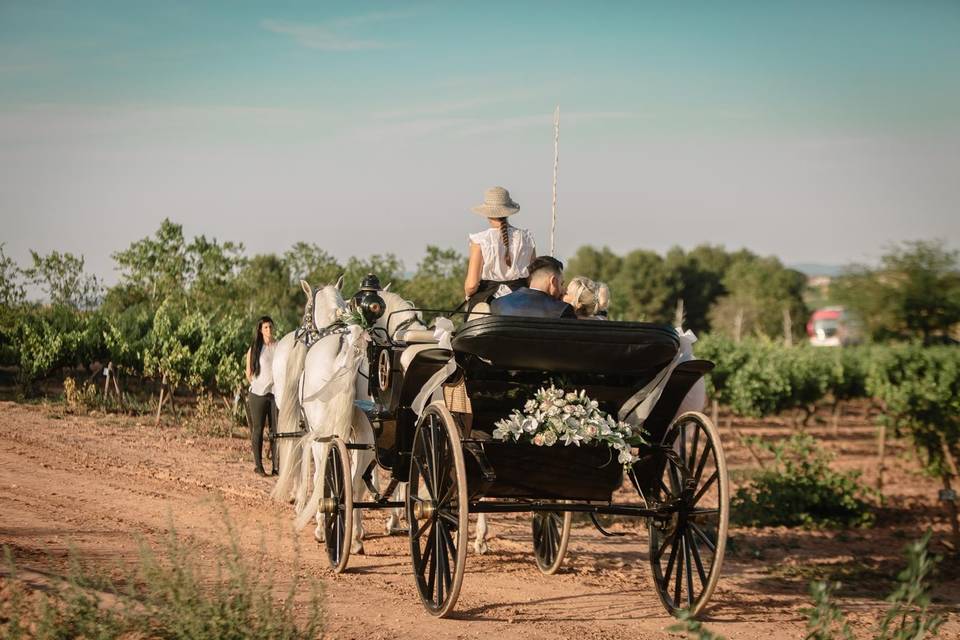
top-left (261, 10), bottom-right (414, 51)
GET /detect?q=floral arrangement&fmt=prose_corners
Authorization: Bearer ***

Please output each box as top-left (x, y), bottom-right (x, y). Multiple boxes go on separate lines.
top-left (492, 385), bottom-right (646, 468)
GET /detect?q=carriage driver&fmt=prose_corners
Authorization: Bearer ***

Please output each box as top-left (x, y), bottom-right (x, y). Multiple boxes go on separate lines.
top-left (490, 256), bottom-right (576, 319)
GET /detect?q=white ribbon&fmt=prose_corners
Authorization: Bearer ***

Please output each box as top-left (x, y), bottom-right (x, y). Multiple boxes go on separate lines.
top-left (411, 317), bottom-right (456, 415)
top-left (618, 329), bottom-right (697, 426)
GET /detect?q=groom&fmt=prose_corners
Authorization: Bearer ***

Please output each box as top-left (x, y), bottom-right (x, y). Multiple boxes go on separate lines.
top-left (490, 256), bottom-right (576, 319)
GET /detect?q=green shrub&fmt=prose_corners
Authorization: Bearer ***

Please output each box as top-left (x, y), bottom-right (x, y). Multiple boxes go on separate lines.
top-left (732, 434), bottom-right (874, 528)
top-left (671, 532), bottom-right (945, 640)
top-left (1, 518), bottom-right (322, 640)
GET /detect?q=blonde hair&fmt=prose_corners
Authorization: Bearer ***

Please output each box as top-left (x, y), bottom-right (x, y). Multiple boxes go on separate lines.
top-left (567, 276), bottom-right (610, 318)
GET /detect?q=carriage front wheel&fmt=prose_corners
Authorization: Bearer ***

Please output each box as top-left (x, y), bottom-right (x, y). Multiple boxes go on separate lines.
top-left (532, 507), bottom-right (572, 574)
top-left (407, 401), bottom-right (469, 617)
top-left (323, 437), bottom-right (354, 573)
top-left (647, 411), bottom-right (729, 618)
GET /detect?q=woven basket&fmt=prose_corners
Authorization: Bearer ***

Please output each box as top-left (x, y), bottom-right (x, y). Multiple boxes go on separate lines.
top-left (443, 379), bottom-right (472, 414)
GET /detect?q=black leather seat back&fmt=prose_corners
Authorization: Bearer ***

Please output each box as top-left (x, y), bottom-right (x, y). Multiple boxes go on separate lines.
top-left (452, 316), bottom-right (679, 374)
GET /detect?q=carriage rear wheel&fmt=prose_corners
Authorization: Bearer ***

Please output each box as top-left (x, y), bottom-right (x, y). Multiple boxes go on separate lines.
top-left (647, 411), bottom-right (728, 618)
top-left (407, 402), bottom-right (469, 617)
top-left (532, 507), bottom-right (573, 574)
top-left (323, 438), bottom-right (353, 573)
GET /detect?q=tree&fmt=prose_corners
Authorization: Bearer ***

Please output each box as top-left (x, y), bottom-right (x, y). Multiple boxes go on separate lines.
top-left (23, 250), bottom-right (103, 310)
top-left (184, 235), bottom-right (245, 313)
top-left (283, 242), bottom-right (342, 290)
top-left (0, 245), bottom-right (25, 366)
top-left (404, 246), bottom-right (466, 317)
top-left (708, 255), bottom-right (807, 340)
top-left (663, 245), bottom-right (735, 333)
top-left (236, 254), bottom-right (299, 329)
top-left (112, 219), bottom-right (189, 303)
top-left (342, 253), bottom-right (405, 297)
top-left (834, 240), bottom-right (960, 341)
top-left (566, 245), bottom-right (623, 285)
top-left (610, 249), bottom-right (678, 322)
top-left (0, 244), bottom-right (24, 308)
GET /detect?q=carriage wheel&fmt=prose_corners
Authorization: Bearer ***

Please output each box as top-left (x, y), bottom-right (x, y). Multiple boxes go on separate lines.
top-left (407, 402), bottom-right (469, 617)
top-left (323, 438), bottom-right (353, 573)
top-left (647, 411), bottom-right (728, 618)
top-left (532, 507), bottom-right (573, 574)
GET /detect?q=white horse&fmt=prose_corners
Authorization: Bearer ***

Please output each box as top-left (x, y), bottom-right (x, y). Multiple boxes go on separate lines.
top-left (271, 279), bottom-right (374, 555)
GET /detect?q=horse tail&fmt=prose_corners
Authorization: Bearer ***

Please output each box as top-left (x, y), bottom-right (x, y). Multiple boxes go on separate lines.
top-left (271, 338), bottom-right (307, 503)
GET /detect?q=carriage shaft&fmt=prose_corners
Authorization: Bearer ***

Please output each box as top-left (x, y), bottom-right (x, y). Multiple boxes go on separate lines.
top-left (353, 500), bottom-right (405, 509)
top-left (468, 500), bottom-right (673, 518)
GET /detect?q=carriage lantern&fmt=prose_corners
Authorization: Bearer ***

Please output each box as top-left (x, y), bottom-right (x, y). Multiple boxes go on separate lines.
top-left (353, 273), bottom-right (386, 325)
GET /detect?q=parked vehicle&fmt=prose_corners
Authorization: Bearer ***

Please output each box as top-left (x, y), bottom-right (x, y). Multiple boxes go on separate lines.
top-left (807, 306), bottom-right (860, 347)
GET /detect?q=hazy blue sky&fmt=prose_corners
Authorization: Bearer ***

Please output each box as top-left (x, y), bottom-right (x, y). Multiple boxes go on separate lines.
top-left (2, 1), bottom-right (958, 282)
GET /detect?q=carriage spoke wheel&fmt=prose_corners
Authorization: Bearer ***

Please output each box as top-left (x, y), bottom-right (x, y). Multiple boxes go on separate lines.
top-left (323, 438), bottom-right (353, 573)
top-left (648, 411), bottom-right (728, 618)
top-left (532, 506), bottom-right (573, 574)
top-left (407, 402), bottom-right (468, 617)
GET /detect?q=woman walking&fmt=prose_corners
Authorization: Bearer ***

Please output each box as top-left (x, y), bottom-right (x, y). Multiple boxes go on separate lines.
top-left (463, 186), bottom-right (537, 311)
top-left (245, 316), bottom-right (278, 476)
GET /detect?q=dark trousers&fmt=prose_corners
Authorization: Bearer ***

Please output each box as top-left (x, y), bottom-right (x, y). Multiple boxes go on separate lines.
top-left (246, 392), bottom-right (278, 473)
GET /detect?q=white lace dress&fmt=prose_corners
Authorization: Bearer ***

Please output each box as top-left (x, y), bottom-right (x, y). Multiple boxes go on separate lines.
top-left (468, 227), bottom-right (537, 298)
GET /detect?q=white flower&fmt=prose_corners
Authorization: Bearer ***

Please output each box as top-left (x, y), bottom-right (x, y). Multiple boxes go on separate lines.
top-left (585, 424), bottom-right (598, 438)
top-left (563, 404), bottom-right (574, 414)
top-left (533, 433), bottom-right (545, 446)
top-left (543, 430), bottom-right (558, 446)
top-left (547, 406), bottom-right (560, 417)
top-left (565, 392), bottom-right (578, 402)
top-left (540, 401), bottom-right (553, 413)
top-left (618, 449), bottom-right (636, 465)
top-left (552, 398), bottom-right (565, 408)
top-left (524, 399), bottom-right (538, 413)
top-left (560, 431), bottom-right (583, 446)
top-left (521, 417), bottom-right (539, 434)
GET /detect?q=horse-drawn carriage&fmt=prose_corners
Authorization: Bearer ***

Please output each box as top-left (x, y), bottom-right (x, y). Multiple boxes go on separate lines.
top-left (314, 276), bottom-right (729, 619)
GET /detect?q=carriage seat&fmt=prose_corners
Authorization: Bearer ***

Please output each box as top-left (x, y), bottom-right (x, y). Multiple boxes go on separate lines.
top-left (397, 329), bottom-right (438, 344)
top-left (400, 343), bottom-right (441, 370)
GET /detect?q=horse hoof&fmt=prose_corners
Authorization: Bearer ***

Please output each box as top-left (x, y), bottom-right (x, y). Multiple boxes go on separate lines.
top-left (474, 540), bottom-right (489, 555)
top-left (314, 529), bottom-right (325, 544)
top-left (351, 544), bottom-right (365, 555)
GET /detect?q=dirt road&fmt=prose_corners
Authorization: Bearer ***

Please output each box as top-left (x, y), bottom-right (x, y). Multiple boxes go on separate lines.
top-left (1, 401), bottom-right (957, 639)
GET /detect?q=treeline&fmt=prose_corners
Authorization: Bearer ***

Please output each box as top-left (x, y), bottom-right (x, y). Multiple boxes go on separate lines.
top-left (566, 240), bottom-right (960, 343)
top-left (1, 220), bottom-right (957, 398)
top-left (0, 220), bottom-right (467, 394)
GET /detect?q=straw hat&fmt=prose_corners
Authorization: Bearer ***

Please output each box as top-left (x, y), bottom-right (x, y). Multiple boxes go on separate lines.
top-left (471, 186), bottom-right (520, 218)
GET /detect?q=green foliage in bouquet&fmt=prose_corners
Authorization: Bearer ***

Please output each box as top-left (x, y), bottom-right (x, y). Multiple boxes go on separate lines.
top-left (492, 385), bottom-right (647, 468)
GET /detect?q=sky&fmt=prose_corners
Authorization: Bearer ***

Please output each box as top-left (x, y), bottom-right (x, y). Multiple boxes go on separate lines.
top-left (1, 0), bottom-right (959, 284)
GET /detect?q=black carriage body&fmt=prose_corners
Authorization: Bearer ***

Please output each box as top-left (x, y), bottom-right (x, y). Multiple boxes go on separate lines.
top-left (372, 315), bottom-right (713, 501)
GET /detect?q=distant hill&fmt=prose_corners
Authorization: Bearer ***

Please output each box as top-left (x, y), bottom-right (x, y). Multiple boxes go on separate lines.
top-left (789, 263), bottom-right (845, 278)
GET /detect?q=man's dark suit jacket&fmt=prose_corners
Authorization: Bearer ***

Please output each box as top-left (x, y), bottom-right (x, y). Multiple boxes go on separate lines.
top-left (489, 287), bottom-right (576, 319)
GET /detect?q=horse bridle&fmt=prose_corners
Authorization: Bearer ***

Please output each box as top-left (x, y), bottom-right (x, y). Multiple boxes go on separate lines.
top-left (295, 288), bottom-right (349, 348)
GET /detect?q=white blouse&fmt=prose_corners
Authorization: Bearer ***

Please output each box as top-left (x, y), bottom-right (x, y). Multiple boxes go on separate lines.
top-left (469, 227), bottom-right (537, 298)
top-left (249, 342), bottom-right (276, 396)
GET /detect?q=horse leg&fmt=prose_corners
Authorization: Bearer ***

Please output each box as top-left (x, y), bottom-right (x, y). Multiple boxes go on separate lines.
top-left (385, 481), bottom-right (407, 535)
top-left (474, 513), bottom-right (489, 555)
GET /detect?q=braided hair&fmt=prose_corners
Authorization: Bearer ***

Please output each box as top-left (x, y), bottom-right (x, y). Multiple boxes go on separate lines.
top-left (496, 217), bottom-right (512, 267)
